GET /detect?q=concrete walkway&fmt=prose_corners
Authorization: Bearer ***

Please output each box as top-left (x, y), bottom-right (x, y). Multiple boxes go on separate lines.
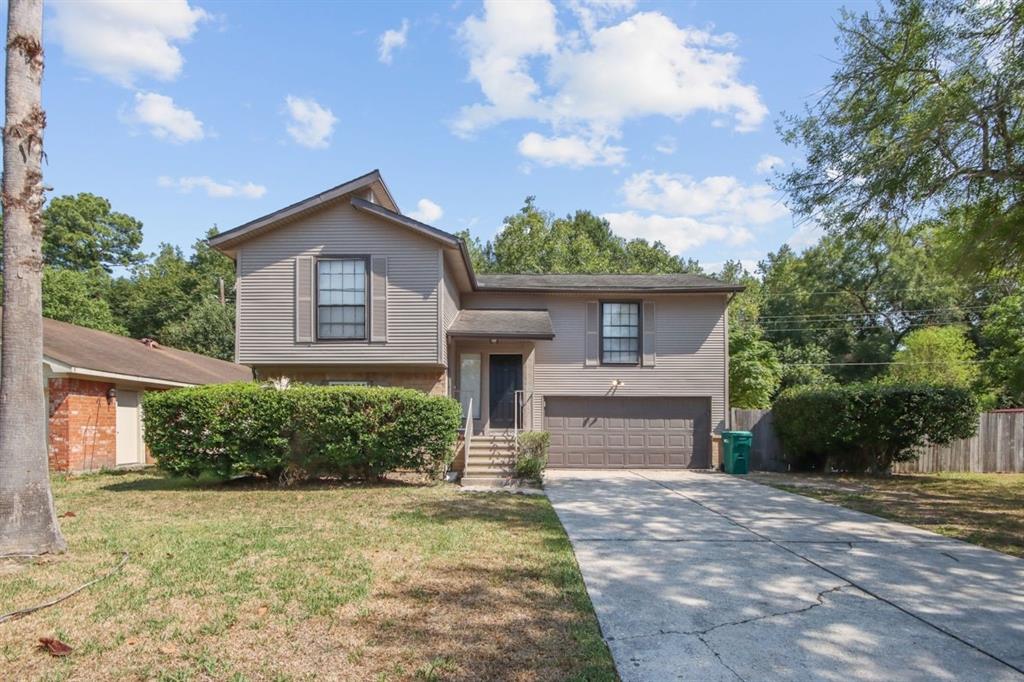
top-left (545, 470), bottom-right (1024, 681)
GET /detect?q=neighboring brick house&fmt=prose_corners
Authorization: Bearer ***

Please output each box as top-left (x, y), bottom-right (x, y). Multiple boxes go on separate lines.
top-left (31, 317), bottom-right (252, 473)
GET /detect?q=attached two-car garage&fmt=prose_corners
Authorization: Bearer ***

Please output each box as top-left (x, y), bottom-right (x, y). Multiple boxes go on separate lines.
top-left (543, 396), bottom-right (711, 469)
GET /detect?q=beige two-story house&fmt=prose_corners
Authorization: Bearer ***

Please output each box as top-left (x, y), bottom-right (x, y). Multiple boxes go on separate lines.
top-left (209, 170), bottom-right (741, 476)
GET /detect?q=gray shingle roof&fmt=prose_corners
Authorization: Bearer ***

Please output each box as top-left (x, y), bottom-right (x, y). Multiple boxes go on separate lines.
top-left (448, 309), bottom-right (555, 339)
top-left (475, 273), bottom-right (743, 293)
top-left (38, 317), bottom-right (253, 385)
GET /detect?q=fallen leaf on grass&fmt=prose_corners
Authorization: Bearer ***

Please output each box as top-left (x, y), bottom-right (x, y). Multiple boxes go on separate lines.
top-left (257, 606), bottom-right (268, 617)
top-left (126, 638), bottom-right (138, 646)
top-left (38, 638), bottom-right (72, 657)
top-left (58, 511), bottom-right (76, 518)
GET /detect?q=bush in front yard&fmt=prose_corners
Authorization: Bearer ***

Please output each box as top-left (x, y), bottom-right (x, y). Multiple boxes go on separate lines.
top-left (772, 383), bottom-right (978, 473)
top-left (142, 383), bottom-right (463, 481)
top-left (514, 431), bottom-right (550, 483)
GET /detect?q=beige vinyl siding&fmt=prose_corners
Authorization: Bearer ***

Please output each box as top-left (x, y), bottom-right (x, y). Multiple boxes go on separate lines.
top-left (440, 259), bottom-right (461, 367)
top-left (237, 201), bottom-right (441, 365)
top-left (460, 291), bottom-right (729, 433)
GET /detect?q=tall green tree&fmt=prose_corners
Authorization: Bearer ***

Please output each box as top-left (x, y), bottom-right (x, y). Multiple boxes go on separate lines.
top-left (160, 296), bottom-right (235, 361)
top-left (109, 228), bottom-right (235, 358)
top-left (981, 293), bottom-right (1024, 406)
top-left (729, 327), bottom-right (782, 409)
top-left (886, 325), bottom-right (981, 389)
top-left (778, 0), bottom-right (1024, 270)
top-left (465, 197), bottom-right (702, 275)
top-left (42, 267), bottom-right (125, 334)
top-left (758, 226), bottom-right (970, 382)
top-left (41, 193), bottom-right (145, 271)
top-left (111, 244), bottom-right (196, 340)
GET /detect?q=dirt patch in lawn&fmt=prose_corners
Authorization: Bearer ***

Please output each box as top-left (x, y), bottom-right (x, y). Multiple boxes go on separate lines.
top-left (0, 470), bottom-right (615, 681)
top-left (749, 471), bottom-right (1024, 557)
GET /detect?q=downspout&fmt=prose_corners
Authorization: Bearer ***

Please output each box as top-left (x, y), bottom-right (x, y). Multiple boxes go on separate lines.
top-left (724, 292), bottom-right (735, 431)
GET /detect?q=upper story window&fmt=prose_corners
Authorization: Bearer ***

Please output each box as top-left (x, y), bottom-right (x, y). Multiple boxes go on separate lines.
top-left (317, 258), bottom-right (367, 340)
top-left (601, 302), bottom-right (640, 365)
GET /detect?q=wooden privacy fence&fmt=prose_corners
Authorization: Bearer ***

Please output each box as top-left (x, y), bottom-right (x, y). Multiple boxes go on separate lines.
top-left (729, 408), bottom-right (786, 471)
top-left (728, 409), bottom-right (1024, 474)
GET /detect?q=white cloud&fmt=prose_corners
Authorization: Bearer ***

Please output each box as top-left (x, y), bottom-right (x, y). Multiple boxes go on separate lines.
top-left (622, 171), bottom-right (788, 226)
top-left (654, 135), bottom-right (677, 155)
top-left (409, 198), bottom-right (443, 223)
top-left (602, 211), bottom-right (753, 253)
top-left (130, 91), bottom-right (204, 142)
top-left (453, 0), bottom-right (559, 137)
top-left (454, 2), bottom-right (767, 166)
top-left (378, 19), bottom-right (409, 64)
top-left (284, 96), bottom-right (337, 149)
top-left (603, 170), bottom-right (788, 255)
top-left (50, 0), bottom-right (208, 87)
top-left (547, 13), bottom-right (765, 131)
top-left (518, 131), bottom-right (626, 167)
top-left (158, 175), bottom-right (266, 199)
top-left (755, 154), bottom-right (784, 174)
top-left (786, 220), bottom-right (823, 250)
top-left (568, 0), bottom-right (636, 34)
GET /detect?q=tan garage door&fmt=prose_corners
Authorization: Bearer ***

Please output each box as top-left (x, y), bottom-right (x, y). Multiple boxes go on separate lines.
top-left (544, 396), bottom-right (710, 469)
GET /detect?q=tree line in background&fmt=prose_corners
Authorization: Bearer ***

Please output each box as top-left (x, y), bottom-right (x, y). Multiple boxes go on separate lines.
top-left (1, 192), bottom-right (237, 360)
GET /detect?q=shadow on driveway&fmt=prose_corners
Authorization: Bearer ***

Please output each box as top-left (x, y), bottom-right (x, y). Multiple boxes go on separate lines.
top-left (546, 470), bottom-right (1024, 682)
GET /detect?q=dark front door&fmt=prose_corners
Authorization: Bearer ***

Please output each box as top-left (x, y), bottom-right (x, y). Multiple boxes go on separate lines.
top-left (489, 354), bottom-right (523, 429)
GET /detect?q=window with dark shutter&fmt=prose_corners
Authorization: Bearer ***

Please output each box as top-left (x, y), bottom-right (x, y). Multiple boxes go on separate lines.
top-left (317, 258), bottom-right (368, 340)
top-left (600, 301), bottom-right (641, 365)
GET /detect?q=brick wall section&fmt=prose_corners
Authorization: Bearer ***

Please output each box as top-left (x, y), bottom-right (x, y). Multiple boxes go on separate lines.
top-left (256, 367), bottom-right (448, 396)
top-left (48, 377), bottom-right (117, 473)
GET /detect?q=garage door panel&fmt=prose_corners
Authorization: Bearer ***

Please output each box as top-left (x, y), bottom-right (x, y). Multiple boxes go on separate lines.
top-left (545, 397), bottom-right (710, 469)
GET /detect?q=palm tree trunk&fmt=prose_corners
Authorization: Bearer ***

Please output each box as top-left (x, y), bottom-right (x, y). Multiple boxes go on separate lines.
top-left (0, 0), bottom-right (66, 556)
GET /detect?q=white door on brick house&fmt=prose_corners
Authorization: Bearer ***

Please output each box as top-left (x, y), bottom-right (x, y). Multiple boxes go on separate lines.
top-left (115, 389), bottom-right (143, 466)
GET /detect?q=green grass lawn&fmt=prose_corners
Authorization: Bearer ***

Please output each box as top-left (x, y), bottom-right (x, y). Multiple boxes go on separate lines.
top-left (750, 471), bottom-right (1024, 557)
top-left (0, 470), bottom-right (615, 681)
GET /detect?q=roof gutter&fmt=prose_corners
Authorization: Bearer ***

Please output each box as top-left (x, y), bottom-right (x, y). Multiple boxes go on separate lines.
top-left (472, 285), bottom-right (746, 294)
top-left (43, 358), bottom-right (197, 388)
top-left (447, 332), bottom-right (556, 340)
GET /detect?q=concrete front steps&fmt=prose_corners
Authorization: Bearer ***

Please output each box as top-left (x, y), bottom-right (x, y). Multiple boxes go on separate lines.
top-left (461, 433), bottom-right (517, 486)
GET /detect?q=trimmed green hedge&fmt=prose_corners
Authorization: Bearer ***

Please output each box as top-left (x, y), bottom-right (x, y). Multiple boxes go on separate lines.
top-left (142, 383), bottom-right (463, 481)
top-left (772, 383), bottom-right (978, 473)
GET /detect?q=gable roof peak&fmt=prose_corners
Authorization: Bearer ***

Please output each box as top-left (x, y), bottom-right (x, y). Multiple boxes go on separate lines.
top-left (207, 169), bottom-right (399, 251)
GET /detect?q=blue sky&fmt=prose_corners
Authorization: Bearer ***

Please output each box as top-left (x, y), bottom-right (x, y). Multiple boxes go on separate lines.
top-left (36, 0), bottom-right (867, 273)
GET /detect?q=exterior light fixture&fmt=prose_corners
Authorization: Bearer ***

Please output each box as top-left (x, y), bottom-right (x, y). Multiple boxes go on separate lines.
top-left (611, 379), bottom-right (624, 387)
top-left (106, 387), bottom-right (117, 404)
top-left (489, 338), bottom-right (499, 344)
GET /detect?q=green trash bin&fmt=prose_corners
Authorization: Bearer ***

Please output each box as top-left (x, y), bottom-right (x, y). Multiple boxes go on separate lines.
top-left (721, 430), bottom-right (752, 474)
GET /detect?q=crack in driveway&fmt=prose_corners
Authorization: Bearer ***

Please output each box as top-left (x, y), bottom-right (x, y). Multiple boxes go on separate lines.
top-left (630, 471), bottom-right (1024, 677)
top-left (608, 584), bottom-right (850, 643)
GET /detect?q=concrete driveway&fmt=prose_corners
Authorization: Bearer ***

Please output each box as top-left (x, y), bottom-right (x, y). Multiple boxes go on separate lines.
top-left (546, 470), bottom-right (1024, 681)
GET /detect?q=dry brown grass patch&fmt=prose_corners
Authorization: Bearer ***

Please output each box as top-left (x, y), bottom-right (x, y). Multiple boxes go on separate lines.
top-left (0, 470), bottom-right (614, 681)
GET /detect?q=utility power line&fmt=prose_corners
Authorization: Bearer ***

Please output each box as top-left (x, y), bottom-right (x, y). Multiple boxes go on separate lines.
top-left (753, 284), bottom-right (985, 299)
top-left (781, 360), bottom-right (986, 367)
top-left (757, 305), bottom-right (987, 322)
top-left (764, 319), bottom-right (973, 334)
